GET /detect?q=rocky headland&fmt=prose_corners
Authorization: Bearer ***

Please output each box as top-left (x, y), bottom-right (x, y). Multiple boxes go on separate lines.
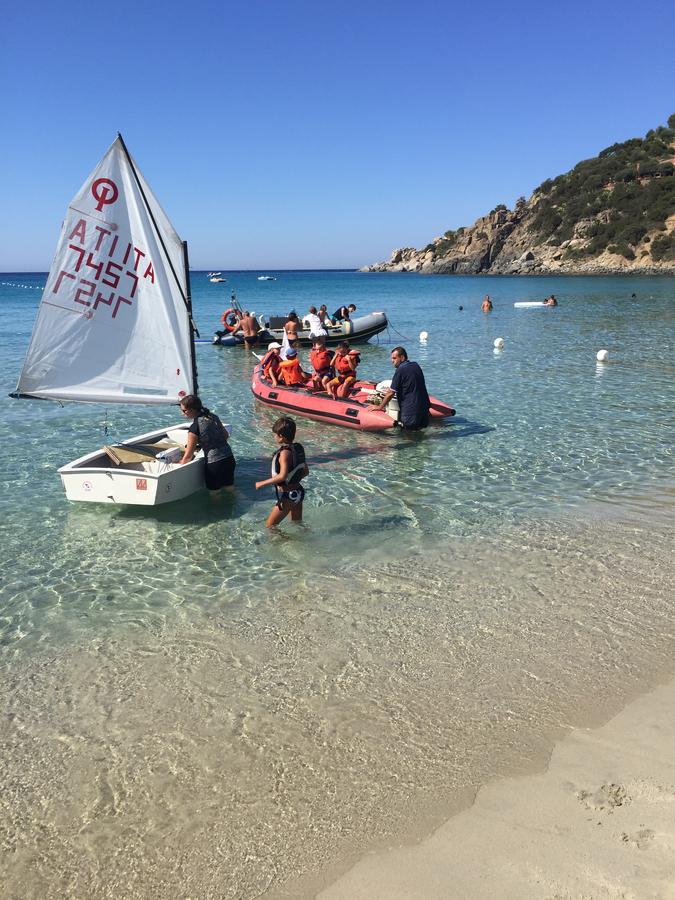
top-left (363, 118), bottom-right (675, 276)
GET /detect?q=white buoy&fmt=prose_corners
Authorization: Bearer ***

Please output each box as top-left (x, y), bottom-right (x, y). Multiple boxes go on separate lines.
top-left (596, 349), bottom-right (609, 362)
top-left (494, 337), bottom-right (505, 350)
top-left (419, 330), bottom-right (428, 342)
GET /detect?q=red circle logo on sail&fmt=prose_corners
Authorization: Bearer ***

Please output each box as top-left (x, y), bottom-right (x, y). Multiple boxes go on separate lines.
top-left (91, 178), bottom-right (119, 211)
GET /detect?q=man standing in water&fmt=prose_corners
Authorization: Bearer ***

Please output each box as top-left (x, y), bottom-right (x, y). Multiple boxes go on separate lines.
top-left (231, 310), bottom-right (261, 347)
top-left (369, 346), bottom-right (430, 430)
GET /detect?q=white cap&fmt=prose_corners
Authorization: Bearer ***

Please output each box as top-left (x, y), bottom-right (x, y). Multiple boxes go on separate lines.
top-left (267, 341), bottom-right (282, 350)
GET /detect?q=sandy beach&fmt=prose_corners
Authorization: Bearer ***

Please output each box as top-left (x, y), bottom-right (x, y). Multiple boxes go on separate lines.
top-left (319, 678), bottom-right (675, 899)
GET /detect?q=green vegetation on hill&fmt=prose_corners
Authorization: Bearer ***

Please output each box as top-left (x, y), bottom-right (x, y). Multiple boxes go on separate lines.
top-left (528, 114), bottom-right (675, 262)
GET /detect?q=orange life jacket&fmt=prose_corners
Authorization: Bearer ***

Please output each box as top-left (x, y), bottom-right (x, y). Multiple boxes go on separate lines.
top-left (334, 353), bottom-right (356, 376)
top-left (261, 351), bottom-right (280, 379)
top-left (278, 357), bottom-right (306, 386)
top-left (310, 347), bottom-right (334, 376)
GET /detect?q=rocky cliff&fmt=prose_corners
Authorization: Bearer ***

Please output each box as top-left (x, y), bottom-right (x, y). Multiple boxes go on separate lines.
top-left (363, 120), bottom-right (675, 276)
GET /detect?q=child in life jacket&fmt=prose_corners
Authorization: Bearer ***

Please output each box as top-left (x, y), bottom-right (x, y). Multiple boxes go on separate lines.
top-left (277, 348), bottom-right (310, 386)
top-left (308, 336), bottom-right (334, 392)
top-left (260, 341), bottom-right (282, 385)
top-left (255, 416), bottom-right (309, 527)
top-left (328, 342), bottom-right (360, 399)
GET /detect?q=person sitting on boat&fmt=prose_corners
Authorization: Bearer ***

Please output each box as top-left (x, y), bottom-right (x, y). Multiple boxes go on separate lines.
top-left (260, 341), bottom-right (282, 385)
top-left (481, 295), bottom-right (493, 312)
top-left (277, 347), bottom-right (310, 387)
top-left (309, 336), bottom-right (334, 392)
top-left (284, 311), bottom-right (300, 346)
top-left (178, 394), bottom-right (236, 492)
top-left (328, 342), bottom-right (360, 399)
top-left (331, 303), bottom-right (356, 323)
top-left (319, 304), bottom-right (332, 328)
top-left (305, 305), bottom-right (327, 339)
top-left (230, 310), bottom-right (261, 346)
top-left (543, 295), bottom-right (558, 307)
top-left (255, 416), bottom-right (309, 528)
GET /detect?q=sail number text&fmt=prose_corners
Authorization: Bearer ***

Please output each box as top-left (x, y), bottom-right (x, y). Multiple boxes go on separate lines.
top-left (52, 218), bottom-right (157, 319)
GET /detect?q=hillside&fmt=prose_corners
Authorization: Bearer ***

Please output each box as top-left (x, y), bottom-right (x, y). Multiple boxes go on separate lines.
top-left (362, 115), bottom-right (675, 275)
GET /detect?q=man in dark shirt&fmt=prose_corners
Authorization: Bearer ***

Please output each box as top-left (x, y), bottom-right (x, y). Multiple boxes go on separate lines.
top-left (369, 346), bottom-right (430, 429)
top-left (332, 303), bottom-right (356, 322)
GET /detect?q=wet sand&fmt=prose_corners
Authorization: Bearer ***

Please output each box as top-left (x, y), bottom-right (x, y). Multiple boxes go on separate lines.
top-left (319, 677), bottom-right (675, 899)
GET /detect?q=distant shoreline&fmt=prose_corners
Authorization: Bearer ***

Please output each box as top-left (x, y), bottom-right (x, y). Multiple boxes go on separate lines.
top-left (358, 268), bottom-right (675, 277)
top-left (4, 268), bottom-right (675, 278)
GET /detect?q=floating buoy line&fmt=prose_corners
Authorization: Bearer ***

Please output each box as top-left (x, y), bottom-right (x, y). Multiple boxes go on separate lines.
top-left (1, 282), bottom-right (44, 289)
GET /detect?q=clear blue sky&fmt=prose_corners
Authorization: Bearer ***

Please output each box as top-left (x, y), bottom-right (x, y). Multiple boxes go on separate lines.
top-left (2, 0), bottom-right (674, 271)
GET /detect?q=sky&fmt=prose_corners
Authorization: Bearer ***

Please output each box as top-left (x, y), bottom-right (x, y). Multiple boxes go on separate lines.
top-left (1, 0), bottom-right (674, 271)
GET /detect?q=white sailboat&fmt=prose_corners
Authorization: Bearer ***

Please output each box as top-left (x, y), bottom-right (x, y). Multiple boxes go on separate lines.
top-left (13, 134), bottom-right (210, 506)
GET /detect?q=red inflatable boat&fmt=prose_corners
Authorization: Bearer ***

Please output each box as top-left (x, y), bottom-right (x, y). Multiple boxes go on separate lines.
top-left (251, 364), bottom-right (455, 431)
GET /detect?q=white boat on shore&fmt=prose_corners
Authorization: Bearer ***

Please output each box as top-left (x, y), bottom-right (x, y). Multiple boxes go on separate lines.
top-left (13, 134), bottom-right (208, 506)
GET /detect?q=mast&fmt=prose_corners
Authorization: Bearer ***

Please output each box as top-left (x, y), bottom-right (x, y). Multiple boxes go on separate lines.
top-left (183, 240), bottom-right (199, 396)
top-left (116, 132), bottom-right (191, 317)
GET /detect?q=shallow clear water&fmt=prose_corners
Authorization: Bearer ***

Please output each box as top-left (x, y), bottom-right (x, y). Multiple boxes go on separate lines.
top-left (1, 271), bottom-right (674, 897)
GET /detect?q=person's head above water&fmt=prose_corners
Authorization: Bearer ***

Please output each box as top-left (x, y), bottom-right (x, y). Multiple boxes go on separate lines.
top-left (272, 416), bottom-right (297, 443)
top-left (180, 394), bottom-right (206, 416)
top-left (390, 346), bottom-right (408, 368)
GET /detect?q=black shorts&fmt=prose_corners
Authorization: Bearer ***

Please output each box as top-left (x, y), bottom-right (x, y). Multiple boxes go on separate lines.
top-left (400, 417), bottom-right (429, 431)
top-left (276, 484), bottom-right (305, 508)
top-left (205, 455), bottom-right (236, 490)
top-left (243, 335), bottom-right (259, 345)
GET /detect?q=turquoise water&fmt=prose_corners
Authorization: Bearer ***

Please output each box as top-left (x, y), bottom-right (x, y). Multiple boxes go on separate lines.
top-left (1, 267), bottom-right (674, 671)
top-left (2, 272), bottom-right (673, 582)
top-left (1, 271), bottom-right (674, 898)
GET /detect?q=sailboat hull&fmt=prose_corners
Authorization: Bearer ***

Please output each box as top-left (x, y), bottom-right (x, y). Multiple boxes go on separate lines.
top-left (58, 423), bottom-right (206, 506)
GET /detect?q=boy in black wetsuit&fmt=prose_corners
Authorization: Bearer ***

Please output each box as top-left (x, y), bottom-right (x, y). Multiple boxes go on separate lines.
top-left (255, 416), bottom-right (309, 528)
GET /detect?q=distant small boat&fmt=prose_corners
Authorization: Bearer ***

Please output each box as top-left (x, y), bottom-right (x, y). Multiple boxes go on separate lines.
top-left (257, 275), bottom-right (276, 281)
top-left (209, 277), bottom-right (227, 283)
top-left (514, 301), bottom-right (546, 308)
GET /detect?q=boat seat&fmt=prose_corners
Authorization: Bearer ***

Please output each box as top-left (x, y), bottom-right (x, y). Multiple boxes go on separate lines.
top-left (103, 440), bottom-right (180, 466)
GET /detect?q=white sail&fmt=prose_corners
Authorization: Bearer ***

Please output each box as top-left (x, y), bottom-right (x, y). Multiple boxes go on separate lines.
top-left (17, 136), bottom-right (194, 404)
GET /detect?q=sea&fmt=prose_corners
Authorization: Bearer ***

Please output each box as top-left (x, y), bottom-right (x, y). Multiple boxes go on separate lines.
top-left (1, 270), bottom-right (673, 899)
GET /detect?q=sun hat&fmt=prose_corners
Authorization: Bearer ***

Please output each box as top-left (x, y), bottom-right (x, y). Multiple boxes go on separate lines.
top-left (267, 341), bottom-right (282, 350)
top-left (286, 348), bottom-right (298, 357)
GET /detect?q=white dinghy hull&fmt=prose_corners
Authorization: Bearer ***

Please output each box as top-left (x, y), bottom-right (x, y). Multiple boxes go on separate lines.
top-left (58, 423), bottom-right (206, 506)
